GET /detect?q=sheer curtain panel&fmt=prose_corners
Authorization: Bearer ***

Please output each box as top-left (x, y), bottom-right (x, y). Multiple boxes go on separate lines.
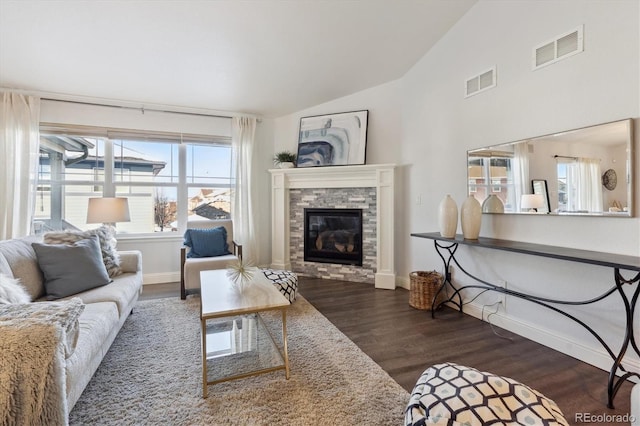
top-left (512, 142), bottom-right (530, 212)
top-left (576, 158), bottom-right (604, 212)
top-left (231, 117), bottom-right (259, 265)
top-left (0, 93), bottom-right (40, 239)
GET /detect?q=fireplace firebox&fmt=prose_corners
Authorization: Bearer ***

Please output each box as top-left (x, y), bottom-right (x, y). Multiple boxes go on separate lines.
top-left (304, 208), bottom-right (363, 266)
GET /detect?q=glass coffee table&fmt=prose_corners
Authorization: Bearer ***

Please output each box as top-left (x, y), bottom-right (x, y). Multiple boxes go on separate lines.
top-left (199, 269), bottom-right (290, 398)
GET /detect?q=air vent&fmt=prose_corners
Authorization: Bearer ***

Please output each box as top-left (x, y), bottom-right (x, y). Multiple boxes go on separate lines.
top-left (465, 66), bottom-right (497, 98)
top-left (533, 25), bottom-right (584, 70)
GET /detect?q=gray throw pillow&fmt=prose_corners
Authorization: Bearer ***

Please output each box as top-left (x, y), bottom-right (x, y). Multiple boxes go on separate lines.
top-left (44, 226), bottom-right (122, 277)
top-left (32, 235), bottom-right (112, 300)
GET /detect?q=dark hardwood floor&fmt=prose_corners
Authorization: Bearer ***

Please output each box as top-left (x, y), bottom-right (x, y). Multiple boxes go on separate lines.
top-left (141, 277), bottom-right (634, 424)
top-left (298, 278), bottom-right (635, 424)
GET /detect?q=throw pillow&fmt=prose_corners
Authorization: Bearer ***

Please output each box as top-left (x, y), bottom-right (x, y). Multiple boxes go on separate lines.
top-left (32, 235), bottom-right (112, 300)
top-left (44, 225), bottom-right (122, 277)
top-left (184, 227), bottom-right (230, 258)
top-left (0, 274), bottom-right (31, 304)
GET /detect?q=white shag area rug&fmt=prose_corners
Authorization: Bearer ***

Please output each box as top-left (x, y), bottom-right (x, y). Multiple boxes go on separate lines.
top-left (69, 295), bottom-right (409, 425)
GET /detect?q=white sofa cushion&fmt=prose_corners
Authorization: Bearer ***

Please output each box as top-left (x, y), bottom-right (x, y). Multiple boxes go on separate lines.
top-left (64, 301), bottom-right (120, 409)
top-left (60, 272), bottom-right (141, 318)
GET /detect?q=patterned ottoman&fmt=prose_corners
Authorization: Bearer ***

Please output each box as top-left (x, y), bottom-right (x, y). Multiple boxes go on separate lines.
top-left (261, 268), bottom-right (298, 303)
top-left (405, 363), bottom-right (568, 426)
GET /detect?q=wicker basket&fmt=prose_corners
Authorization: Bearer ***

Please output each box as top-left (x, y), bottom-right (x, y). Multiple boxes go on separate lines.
top-left (409, 270), bottom-right (444, 310)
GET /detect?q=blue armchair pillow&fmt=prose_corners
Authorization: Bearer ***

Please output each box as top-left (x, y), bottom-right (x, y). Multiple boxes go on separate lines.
top-left (184, 227), bottom-right (231, 258)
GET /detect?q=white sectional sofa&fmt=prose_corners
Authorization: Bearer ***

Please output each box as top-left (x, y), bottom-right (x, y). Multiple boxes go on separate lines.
top-left (0, 234), bottom-right (143, 421)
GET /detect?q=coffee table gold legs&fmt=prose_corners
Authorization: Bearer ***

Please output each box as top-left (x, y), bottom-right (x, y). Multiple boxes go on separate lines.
top-left (201, 310), bottom-right (290, 398)
top-left (201, 317), bottom-right (208, 398)
top-left (282, 309), bottom-right (290, 380)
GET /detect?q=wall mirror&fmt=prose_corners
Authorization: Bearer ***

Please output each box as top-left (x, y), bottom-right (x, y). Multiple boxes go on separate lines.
top-left (467, 118), bottom-right (633, 217)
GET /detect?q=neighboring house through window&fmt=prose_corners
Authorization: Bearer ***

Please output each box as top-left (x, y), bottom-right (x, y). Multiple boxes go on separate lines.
top-left (467, 153), bottom-right (514, 212)
top-left (34, 127), bottom-right (232, 235)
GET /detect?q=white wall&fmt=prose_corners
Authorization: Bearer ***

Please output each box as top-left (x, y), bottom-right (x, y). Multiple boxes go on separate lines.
top-left (273, 0), bottom-right (640, 376)
top-left (402, 0), bottom-right (639, 374)
top-left (272, 79), bottom-right (403, 162)
top-left (40, 99), bottom-right (232, 136)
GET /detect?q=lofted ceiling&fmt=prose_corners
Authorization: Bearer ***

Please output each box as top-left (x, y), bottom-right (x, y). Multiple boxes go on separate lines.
top-left (0, 0), bottom-right (476, 118)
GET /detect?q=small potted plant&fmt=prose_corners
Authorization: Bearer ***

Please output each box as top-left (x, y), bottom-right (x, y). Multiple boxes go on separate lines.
top-left (273, 151), bottom-right (297, 168)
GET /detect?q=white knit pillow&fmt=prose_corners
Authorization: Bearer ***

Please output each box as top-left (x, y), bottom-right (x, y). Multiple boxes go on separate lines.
top-left (0, 273), bottom-right (31, 304)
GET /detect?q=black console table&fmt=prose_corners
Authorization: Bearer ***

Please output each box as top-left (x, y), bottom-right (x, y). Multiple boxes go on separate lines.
top-left (411, 232), bottom-right (640, 408)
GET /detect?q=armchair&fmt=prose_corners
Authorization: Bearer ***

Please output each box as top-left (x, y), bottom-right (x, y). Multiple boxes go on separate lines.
top-left (180, 219), bottom-right (242, 299)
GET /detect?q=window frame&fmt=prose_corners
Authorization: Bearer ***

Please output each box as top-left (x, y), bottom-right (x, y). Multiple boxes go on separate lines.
top-left (36, 124), bottom-right (232, 237)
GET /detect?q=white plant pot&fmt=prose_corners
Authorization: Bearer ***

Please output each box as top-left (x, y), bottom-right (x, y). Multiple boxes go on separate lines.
top-left (461, 195), bottom-right (481, 240)
top-left (278, 162), bottom-right (295, 169)
top-left (438, 194), bottom-right (458, 238)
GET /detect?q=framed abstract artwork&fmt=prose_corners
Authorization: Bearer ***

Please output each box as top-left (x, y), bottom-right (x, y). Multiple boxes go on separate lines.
top-left (296, 110), bottom-right (368, 168)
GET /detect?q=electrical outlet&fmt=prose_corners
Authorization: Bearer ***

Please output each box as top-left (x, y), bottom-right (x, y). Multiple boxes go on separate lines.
top-left (498, 280), bottom-right (507, 309)
top-left (416, 194), bottom-right (422, 205)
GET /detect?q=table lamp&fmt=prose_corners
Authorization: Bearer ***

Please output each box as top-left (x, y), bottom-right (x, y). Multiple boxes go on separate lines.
top-left (87, 197), bottom-right (131, 227)
top-left (520, 194), bottom-right (544, 213)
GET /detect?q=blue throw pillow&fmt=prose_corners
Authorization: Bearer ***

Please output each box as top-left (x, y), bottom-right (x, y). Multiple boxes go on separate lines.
top-left (184, 227), bottom-right (230, 258)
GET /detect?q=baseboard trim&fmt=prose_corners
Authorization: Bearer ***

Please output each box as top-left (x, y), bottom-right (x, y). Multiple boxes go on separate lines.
top-left (143, 272), bottom-right (180, 285)
top-left (461, 301), bottom-right (640, 381)
top-left (396, 276), bottom-right (410, 290)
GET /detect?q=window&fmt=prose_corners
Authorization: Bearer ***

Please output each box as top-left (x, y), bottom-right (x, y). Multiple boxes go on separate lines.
top-left (34, 127), bottom-right (232, 235)
top-left (186, 143), bottom-right (232, 222)
top-left (468, 154), bottom-right (515, 211)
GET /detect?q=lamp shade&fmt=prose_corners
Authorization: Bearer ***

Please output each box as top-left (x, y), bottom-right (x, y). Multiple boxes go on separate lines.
top-left (521, 194), bottom-right (544, 211)
top-left (87, 197), bottom-right (131, 224)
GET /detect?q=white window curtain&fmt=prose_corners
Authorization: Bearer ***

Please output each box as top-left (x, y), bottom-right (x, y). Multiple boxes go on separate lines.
top-left (231, 117), bottom-right (259, 265)
top-left (566, 158), bottom-right (602, 212)
top-left (512, 141), bottom-right (529, 212)
top-left (0, 93), bottom-right (41, 239)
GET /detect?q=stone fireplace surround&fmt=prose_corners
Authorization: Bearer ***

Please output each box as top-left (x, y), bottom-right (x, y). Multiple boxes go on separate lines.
top-left (291, 188), bottom-right (374, 283)
top-left (269, 164), bottom-right (396, 289)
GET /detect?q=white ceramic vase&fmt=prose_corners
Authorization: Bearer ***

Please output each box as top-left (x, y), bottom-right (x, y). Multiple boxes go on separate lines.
top-left (481, 194), bottom-right (504, 213)
top-left (461, 195), bottom-right (481, 239)
top-left (278, 162), bottom-right (295, 169)
top-left (438, 195), bottom-right (458, 238)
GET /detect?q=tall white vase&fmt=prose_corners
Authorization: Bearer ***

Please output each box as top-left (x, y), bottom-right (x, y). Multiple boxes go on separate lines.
top-left (461, 195), bottom-right (481, 239)
top-left (482, 194), bottom-right (504, 213)
top-left (438, 195), bottom-right (458, 238)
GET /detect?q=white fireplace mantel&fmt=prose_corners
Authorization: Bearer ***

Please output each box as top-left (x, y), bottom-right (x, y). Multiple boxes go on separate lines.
top-left (269, 164), bottom-right (396, 289)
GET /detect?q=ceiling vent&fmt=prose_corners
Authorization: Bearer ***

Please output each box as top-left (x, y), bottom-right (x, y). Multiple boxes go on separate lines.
top-left (533, 25), bottom-right (584, 70)
top-left (465, 66), bottom-right (496, 98)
